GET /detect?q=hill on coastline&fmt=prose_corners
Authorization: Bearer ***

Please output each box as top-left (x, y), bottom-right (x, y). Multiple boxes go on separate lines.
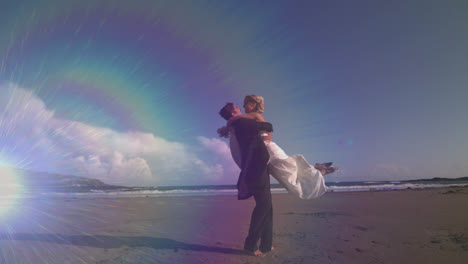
top-left (0, 166), bottom-right (126, 193)
top-left (405, 177), bottom-right (468, 182)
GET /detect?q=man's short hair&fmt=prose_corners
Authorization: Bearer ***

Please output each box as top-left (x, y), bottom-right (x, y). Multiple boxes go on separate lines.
top-left (219, 103), bottom-right (234, 120)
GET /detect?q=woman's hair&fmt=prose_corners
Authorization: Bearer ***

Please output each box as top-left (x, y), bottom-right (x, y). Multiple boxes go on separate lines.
top-left (244, 95), bottom-right (265, 113)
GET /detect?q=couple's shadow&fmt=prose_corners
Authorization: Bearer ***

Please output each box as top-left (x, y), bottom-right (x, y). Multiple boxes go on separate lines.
top-left (0, 233), bottom-right (246, 255)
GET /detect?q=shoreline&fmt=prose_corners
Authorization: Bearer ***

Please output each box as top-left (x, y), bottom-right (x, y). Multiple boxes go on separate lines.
top-left (4, 183), bottom-right (468, 200)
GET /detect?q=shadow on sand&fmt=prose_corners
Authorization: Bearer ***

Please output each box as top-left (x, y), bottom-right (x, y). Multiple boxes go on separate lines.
top-left (0, 233), bottom-right (246, 255)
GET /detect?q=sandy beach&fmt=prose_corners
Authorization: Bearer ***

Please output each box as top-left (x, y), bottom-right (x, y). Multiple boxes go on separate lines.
top-left (0, 186), bottom-right (467, 264)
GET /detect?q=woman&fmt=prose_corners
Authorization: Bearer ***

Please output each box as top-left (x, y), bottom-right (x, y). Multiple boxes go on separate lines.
top-left (218, 95), bottom-right (338, 199)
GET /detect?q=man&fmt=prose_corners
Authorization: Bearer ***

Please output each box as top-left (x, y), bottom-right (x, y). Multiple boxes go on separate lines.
top-left (219, 103), bottom-right (273, 256)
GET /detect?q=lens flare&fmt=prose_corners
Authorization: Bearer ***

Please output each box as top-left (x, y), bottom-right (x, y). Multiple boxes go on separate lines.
top-left (0, 166), bottom-right (24, 216)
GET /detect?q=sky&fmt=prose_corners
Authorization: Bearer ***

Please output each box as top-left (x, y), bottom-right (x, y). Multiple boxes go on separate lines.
top-left (0, 0), bottom-right (467, 187)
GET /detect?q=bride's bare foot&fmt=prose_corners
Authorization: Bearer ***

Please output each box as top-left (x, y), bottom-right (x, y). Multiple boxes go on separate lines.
top-left (315, 162), bottom-right (333, 170)
top-left (326, 167), bottom-right (339, 174)
top-left (314, 163), bottom-right (326, 171)
top-left (319, 167), bottom-right (339, 175)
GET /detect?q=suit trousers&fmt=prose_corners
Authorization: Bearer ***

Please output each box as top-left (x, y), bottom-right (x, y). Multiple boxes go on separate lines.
top-left (243, 184), bottom-right (273, 253)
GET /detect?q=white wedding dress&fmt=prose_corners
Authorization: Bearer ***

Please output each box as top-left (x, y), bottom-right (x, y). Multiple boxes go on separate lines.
top-left (229, 128), bottom-right (327, 199)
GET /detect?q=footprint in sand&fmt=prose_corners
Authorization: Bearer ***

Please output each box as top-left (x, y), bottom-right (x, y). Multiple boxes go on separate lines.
top-left (354, 226), bottom-right (368, 231)
top-left (449, 233), bottom-right (468, 251)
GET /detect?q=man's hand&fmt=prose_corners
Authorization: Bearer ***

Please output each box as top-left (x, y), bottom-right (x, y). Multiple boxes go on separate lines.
top-left (262, 132), bottom-right (272, 142)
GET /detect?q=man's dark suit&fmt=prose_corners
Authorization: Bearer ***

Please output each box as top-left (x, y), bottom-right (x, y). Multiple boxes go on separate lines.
top-left (230, 118), bottom-right (273, 253)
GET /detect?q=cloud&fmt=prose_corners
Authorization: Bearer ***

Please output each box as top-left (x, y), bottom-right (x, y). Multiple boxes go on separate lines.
top-left (197, 136), bottom-right (231, 157)
top-left (0, 82), bottom-right (238, 186)
top-left (196, 136), bottom-right (240, 178)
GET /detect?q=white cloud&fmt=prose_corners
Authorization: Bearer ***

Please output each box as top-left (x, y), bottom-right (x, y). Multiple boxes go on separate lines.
top-left (196, 136), bottom-right (240, 177)
top-left (197, 136), bottom-right (231, 157)
top-left (0, 82), bottom-right (239, 186)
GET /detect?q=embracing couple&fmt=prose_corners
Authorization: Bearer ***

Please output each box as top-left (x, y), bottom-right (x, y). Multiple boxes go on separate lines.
top-left (218, 95), bottom-right (339, 257)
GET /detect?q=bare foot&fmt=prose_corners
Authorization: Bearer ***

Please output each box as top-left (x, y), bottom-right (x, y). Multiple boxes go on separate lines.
top-left (315, 162), bottom-right (333, 170)
top-left (326, 167), bottom-right (339, 174)
top-left (320, 167), bottom-right (339, 176)
top-left (253, 249), bottom-right (266, 257)
top-left (314, 163), bottom-right (326, 171)
top-left (246, 247), bottom-right (274, 256)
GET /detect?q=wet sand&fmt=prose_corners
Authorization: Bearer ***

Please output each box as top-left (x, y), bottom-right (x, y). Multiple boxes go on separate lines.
top-left (0, 186), bottom-right (467, 264)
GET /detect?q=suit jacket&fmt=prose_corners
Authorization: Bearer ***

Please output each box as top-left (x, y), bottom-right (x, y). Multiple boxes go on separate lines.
top-left (231, 118), bottom-right (273, 200)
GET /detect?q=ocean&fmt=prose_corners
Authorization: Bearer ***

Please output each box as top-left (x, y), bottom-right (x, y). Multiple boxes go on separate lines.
top-left (13, 179), bottom-right (468, 199)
